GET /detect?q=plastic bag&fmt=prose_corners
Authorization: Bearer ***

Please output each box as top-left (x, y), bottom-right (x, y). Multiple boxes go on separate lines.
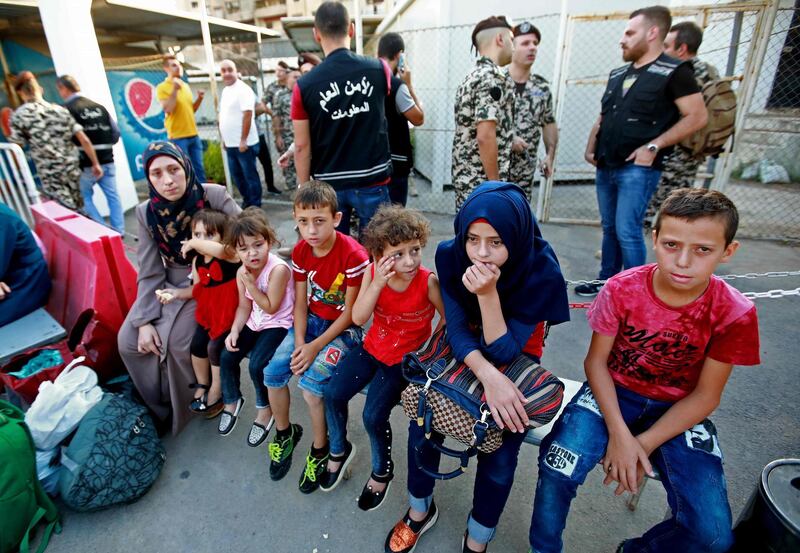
top-left (24, 357), bottom-right (104, 450)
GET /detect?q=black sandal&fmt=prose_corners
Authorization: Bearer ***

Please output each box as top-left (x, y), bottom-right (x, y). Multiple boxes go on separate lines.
top-left (189, 383), bottom-right (210, 413)
top-left (357, 469), bottom-right (394, 511)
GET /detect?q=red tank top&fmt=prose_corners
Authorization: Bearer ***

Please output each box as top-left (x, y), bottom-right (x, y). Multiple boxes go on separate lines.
top-left (364, 265), bottom-right (436, 366)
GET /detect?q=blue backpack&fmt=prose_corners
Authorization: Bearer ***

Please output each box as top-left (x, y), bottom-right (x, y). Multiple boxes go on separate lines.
top-left (58, 393), bottom-right (166, 511)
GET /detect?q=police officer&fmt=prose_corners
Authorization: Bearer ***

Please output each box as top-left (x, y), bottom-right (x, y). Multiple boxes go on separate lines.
top-left (576, 6), bottom-right (707, 297)
top-left (507, 21), bottom-right (558, 202)
top-left (451, 15), bottom-right (515, 209)
top-left (645, 21), bottom-right (720, 225)
top-left (274, 68), bottom-right (300, 190)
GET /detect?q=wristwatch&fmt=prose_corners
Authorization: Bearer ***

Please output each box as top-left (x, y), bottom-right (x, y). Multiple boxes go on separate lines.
top-left (646, 143), bottom-right (660, 153)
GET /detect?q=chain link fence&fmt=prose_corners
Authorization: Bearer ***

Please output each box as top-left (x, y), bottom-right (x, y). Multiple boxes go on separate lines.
top-left (384, 2), bottom-right (799, 242)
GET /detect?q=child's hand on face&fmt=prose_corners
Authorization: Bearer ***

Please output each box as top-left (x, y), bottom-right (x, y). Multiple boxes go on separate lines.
top-left (372, 256), bottom-right (397, 288)
top-left (290, 342), bottom-right (320, 375)
top-left (462, 261), bottom-right (501, 296)
top-left (237, 266), bottom-right (256, 290)
top-left (180, 239), bottom-right (196, 258)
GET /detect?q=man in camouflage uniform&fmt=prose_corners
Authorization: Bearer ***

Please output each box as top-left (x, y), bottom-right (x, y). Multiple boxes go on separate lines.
top-left (646, 21), bottom-right (719, 225)
top-left (274, 69), bottom-right (300, 190)
top-left (451, 16), bottom-right (515, 209)
top-left (506, 21), bottom-right (558, 202)
top-left (6, 71), bottom-right (103, 211)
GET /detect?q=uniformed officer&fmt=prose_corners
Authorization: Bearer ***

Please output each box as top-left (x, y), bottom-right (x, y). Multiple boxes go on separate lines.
top-left (645, 21), bottom-right (720, 225)
top-left (274, 68), bottom-right (300, 190)
top-left (451, 15), bottom-right (515, 209)
top-left (507, 21), bottom-right (558, 202)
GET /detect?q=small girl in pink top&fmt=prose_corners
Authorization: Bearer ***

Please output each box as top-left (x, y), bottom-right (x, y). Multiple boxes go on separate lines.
top-left (218, 209), bottom-right (295, 447)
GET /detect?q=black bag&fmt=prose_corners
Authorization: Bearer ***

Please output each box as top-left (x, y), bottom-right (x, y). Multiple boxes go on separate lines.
top-left (401, 327), bottom-right (564, 480)
top-left (58, 393), bottom-right (165, 511)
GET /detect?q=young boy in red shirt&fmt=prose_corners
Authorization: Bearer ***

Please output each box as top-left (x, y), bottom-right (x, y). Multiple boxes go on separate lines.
top-left (529, 188), bottom-right (760, 553)
top-left (264, 180), bottom-right (368, 494)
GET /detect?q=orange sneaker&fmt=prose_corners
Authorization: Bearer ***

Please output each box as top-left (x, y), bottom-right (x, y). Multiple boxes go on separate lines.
top-left (384, 502), bottom-right (439, 553)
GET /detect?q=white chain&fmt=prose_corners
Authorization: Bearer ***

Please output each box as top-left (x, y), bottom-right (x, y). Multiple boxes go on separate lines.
top-left (742, 287), bottom-right (800, 299)
top-left (565, 270), bottom-right (800, 288)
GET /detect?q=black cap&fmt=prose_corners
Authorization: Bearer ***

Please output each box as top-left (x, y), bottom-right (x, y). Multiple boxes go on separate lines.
top-left (512, 21), bottom-right (541, 42)
top-left (277, 61), bottom-right (290, 70)
top-left (471, 15), bottom-right (512, 52)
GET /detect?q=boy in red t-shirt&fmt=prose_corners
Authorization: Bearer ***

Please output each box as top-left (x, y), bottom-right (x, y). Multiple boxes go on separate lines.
top-left (264, 181), bottom-right (368, 494)
top-left (529, 189), bottom-right (760, 553)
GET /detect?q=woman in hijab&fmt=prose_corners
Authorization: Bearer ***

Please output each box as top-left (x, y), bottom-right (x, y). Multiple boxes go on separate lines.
top-left (117, 141), bottom-right (241, 435)
top-left (385, 181), bottom-right (569, 553)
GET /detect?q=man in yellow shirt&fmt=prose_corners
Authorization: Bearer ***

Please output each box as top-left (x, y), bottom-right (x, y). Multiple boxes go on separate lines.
top-left (156, 55), bottom-right (207, 182)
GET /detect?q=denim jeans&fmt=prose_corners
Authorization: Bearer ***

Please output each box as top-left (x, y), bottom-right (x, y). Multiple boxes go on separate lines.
top-left (263, 313), bottom-right (363, 398)
top-left (407, 420), bottom-right (528, 545)
top-left (172, 135), bottom-right (207, 184)
top-left (219, 325), bottom-right (288, 409)
top-left (529, 383), bottom-right (734, 553)
top-left (388, 175), bottom-right (408, 207)
top-left (595, 164), bottom-right (661, 279)
top-left (79, 162), bottom-right (124, 234)
top-left (226, 143), bottom-right (263, 208)
top-left (324, 344), bottom-right (407, 474)
top-left (335, 184), bottom-right (390, 237)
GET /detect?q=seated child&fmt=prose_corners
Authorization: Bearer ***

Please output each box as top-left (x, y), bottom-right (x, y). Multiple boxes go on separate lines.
top-left (322, 205), bottom-right (445, 508)
top-left (385, 181), bottom-right (569, 553)
top-left (217, 209), bottom-right (294, 447)
top-left (157, 208), bottom-right (240, 419)
top-left (529, 188), bottom-right (761, 553)
top-left (263, 181), bottom-right (368, 494)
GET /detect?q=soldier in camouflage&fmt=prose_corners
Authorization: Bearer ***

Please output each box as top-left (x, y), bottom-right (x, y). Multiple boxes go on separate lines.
top-left (507, 21), bottom-right (559, 202)
top-left (646, 21), bottom-right (719, 225)
top-left (451, 16), bottom-right (515, 209)
top-left (7, 71), bottom-right (104, 211)
top-left (274, 69), bottom-right (300, 190)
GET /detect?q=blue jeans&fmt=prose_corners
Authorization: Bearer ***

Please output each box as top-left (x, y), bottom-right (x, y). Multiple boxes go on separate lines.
top-left (529, 383), bottom-right (734, 553)
top-left (226, 144), bottom-right (262, 208)
top-left (324, 344), bottom-right (407, 474)
top-left (335, 184), bottom-right (390, 238)
top-left (263, 313), bottom-right (363, 398)
top-left (219, 325), bottom-right (288, 409)
top-left (79, 162), bottom-right (124, 234)
top-left (595, 164), bottom-right (661, 279)
top-left (172, 135), bottom-right (207, 184)
top-left (407, 420), bottom-right (528, 545)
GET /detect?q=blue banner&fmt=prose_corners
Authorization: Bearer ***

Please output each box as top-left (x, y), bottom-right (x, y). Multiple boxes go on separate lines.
top-left (106, 71), bottom-right (167, 180)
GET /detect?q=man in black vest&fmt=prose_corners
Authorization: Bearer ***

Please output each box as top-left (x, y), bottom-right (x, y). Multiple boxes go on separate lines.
top-left (56, 75), bottom-right (125, 234)
top-left (378, 32), bottom-right (424, 207)
top-left (291, 1), bottom-right (392, 236)
top-left (575, 6), bottom-right (707, 297)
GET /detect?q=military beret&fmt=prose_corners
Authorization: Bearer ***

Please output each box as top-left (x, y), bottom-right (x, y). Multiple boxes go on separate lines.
top-left (512, 21), bottom-right (542, 42)
top-left (471, 15), bottom-right (513, 51)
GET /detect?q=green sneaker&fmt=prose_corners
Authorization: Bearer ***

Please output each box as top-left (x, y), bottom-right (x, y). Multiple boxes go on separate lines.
top-left (299, 450), bottom-right (329, 494)
top-left (268, 423), bottom-right (303, 481)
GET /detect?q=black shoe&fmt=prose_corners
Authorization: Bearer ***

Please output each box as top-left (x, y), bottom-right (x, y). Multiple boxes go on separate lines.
top-left (574, 282), bottom-right (603, 297)
top-left (384, 502), bottom-right (438, 553)
top-left (357, 470), bottom-right (394, 511)
top-left (268, 423), bottom-right (303, 481)
top-left (319, 441), bottom-right (356, 492)
top-left (299, 449), bottom-right (329, 494)
top-left (462, 531), bottom-right (487, 553)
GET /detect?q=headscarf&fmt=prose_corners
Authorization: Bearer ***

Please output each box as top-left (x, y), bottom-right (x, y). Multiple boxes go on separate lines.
top-left (143, 141), bottom-right (207, 265)
top-left (435, 181), bottom-right (569, 327)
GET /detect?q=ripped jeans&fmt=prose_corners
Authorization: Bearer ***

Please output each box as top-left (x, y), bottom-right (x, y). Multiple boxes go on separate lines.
top-left (529, 383), bottom-right (734, 553)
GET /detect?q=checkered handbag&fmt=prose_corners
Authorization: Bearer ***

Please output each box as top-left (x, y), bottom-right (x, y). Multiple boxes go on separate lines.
top-left (401, 326), bottom-right (564, 480)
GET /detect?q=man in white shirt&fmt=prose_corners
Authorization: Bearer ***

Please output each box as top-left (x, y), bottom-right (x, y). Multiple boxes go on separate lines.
top-left (219, 59), bottom-right (261, 207)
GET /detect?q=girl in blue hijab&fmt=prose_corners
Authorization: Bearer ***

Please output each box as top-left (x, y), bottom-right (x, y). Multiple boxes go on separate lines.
top-left (385, 181), bottom-right (568, 553)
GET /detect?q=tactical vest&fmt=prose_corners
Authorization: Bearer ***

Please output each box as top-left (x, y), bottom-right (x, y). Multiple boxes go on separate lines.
top-left (385, 75), bottom-right (413, 178)
top-left (298, 48), bottom-right (392, 190)
top-left (66, 95), bottom-right (116, 168)
top-left (596, 53), bottom-right (687, 168)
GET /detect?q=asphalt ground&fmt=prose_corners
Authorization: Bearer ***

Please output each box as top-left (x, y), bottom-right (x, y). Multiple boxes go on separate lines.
top-left (41, 197), bottom-right (800, 553)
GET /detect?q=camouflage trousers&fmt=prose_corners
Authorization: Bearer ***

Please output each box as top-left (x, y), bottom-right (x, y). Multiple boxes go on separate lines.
top-left (276, 131), bottom-right (297, 191)
top-left (646, 147), bottom-right (703, 225)
top-left (509, 152), bottom-right (537, 202)
top-left (40, 164), bottom-right (83, 211)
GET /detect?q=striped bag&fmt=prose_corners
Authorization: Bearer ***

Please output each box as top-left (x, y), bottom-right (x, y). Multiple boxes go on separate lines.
top-left (401, 327), bottom-right (564, 479)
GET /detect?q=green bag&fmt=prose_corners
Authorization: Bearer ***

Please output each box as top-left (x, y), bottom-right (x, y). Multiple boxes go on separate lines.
top-left (0, 400), bottom-right (60, 553)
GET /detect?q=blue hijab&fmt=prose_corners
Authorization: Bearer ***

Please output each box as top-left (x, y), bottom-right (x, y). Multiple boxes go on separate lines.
top-left (435, 181), bottom-right (569, 327)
